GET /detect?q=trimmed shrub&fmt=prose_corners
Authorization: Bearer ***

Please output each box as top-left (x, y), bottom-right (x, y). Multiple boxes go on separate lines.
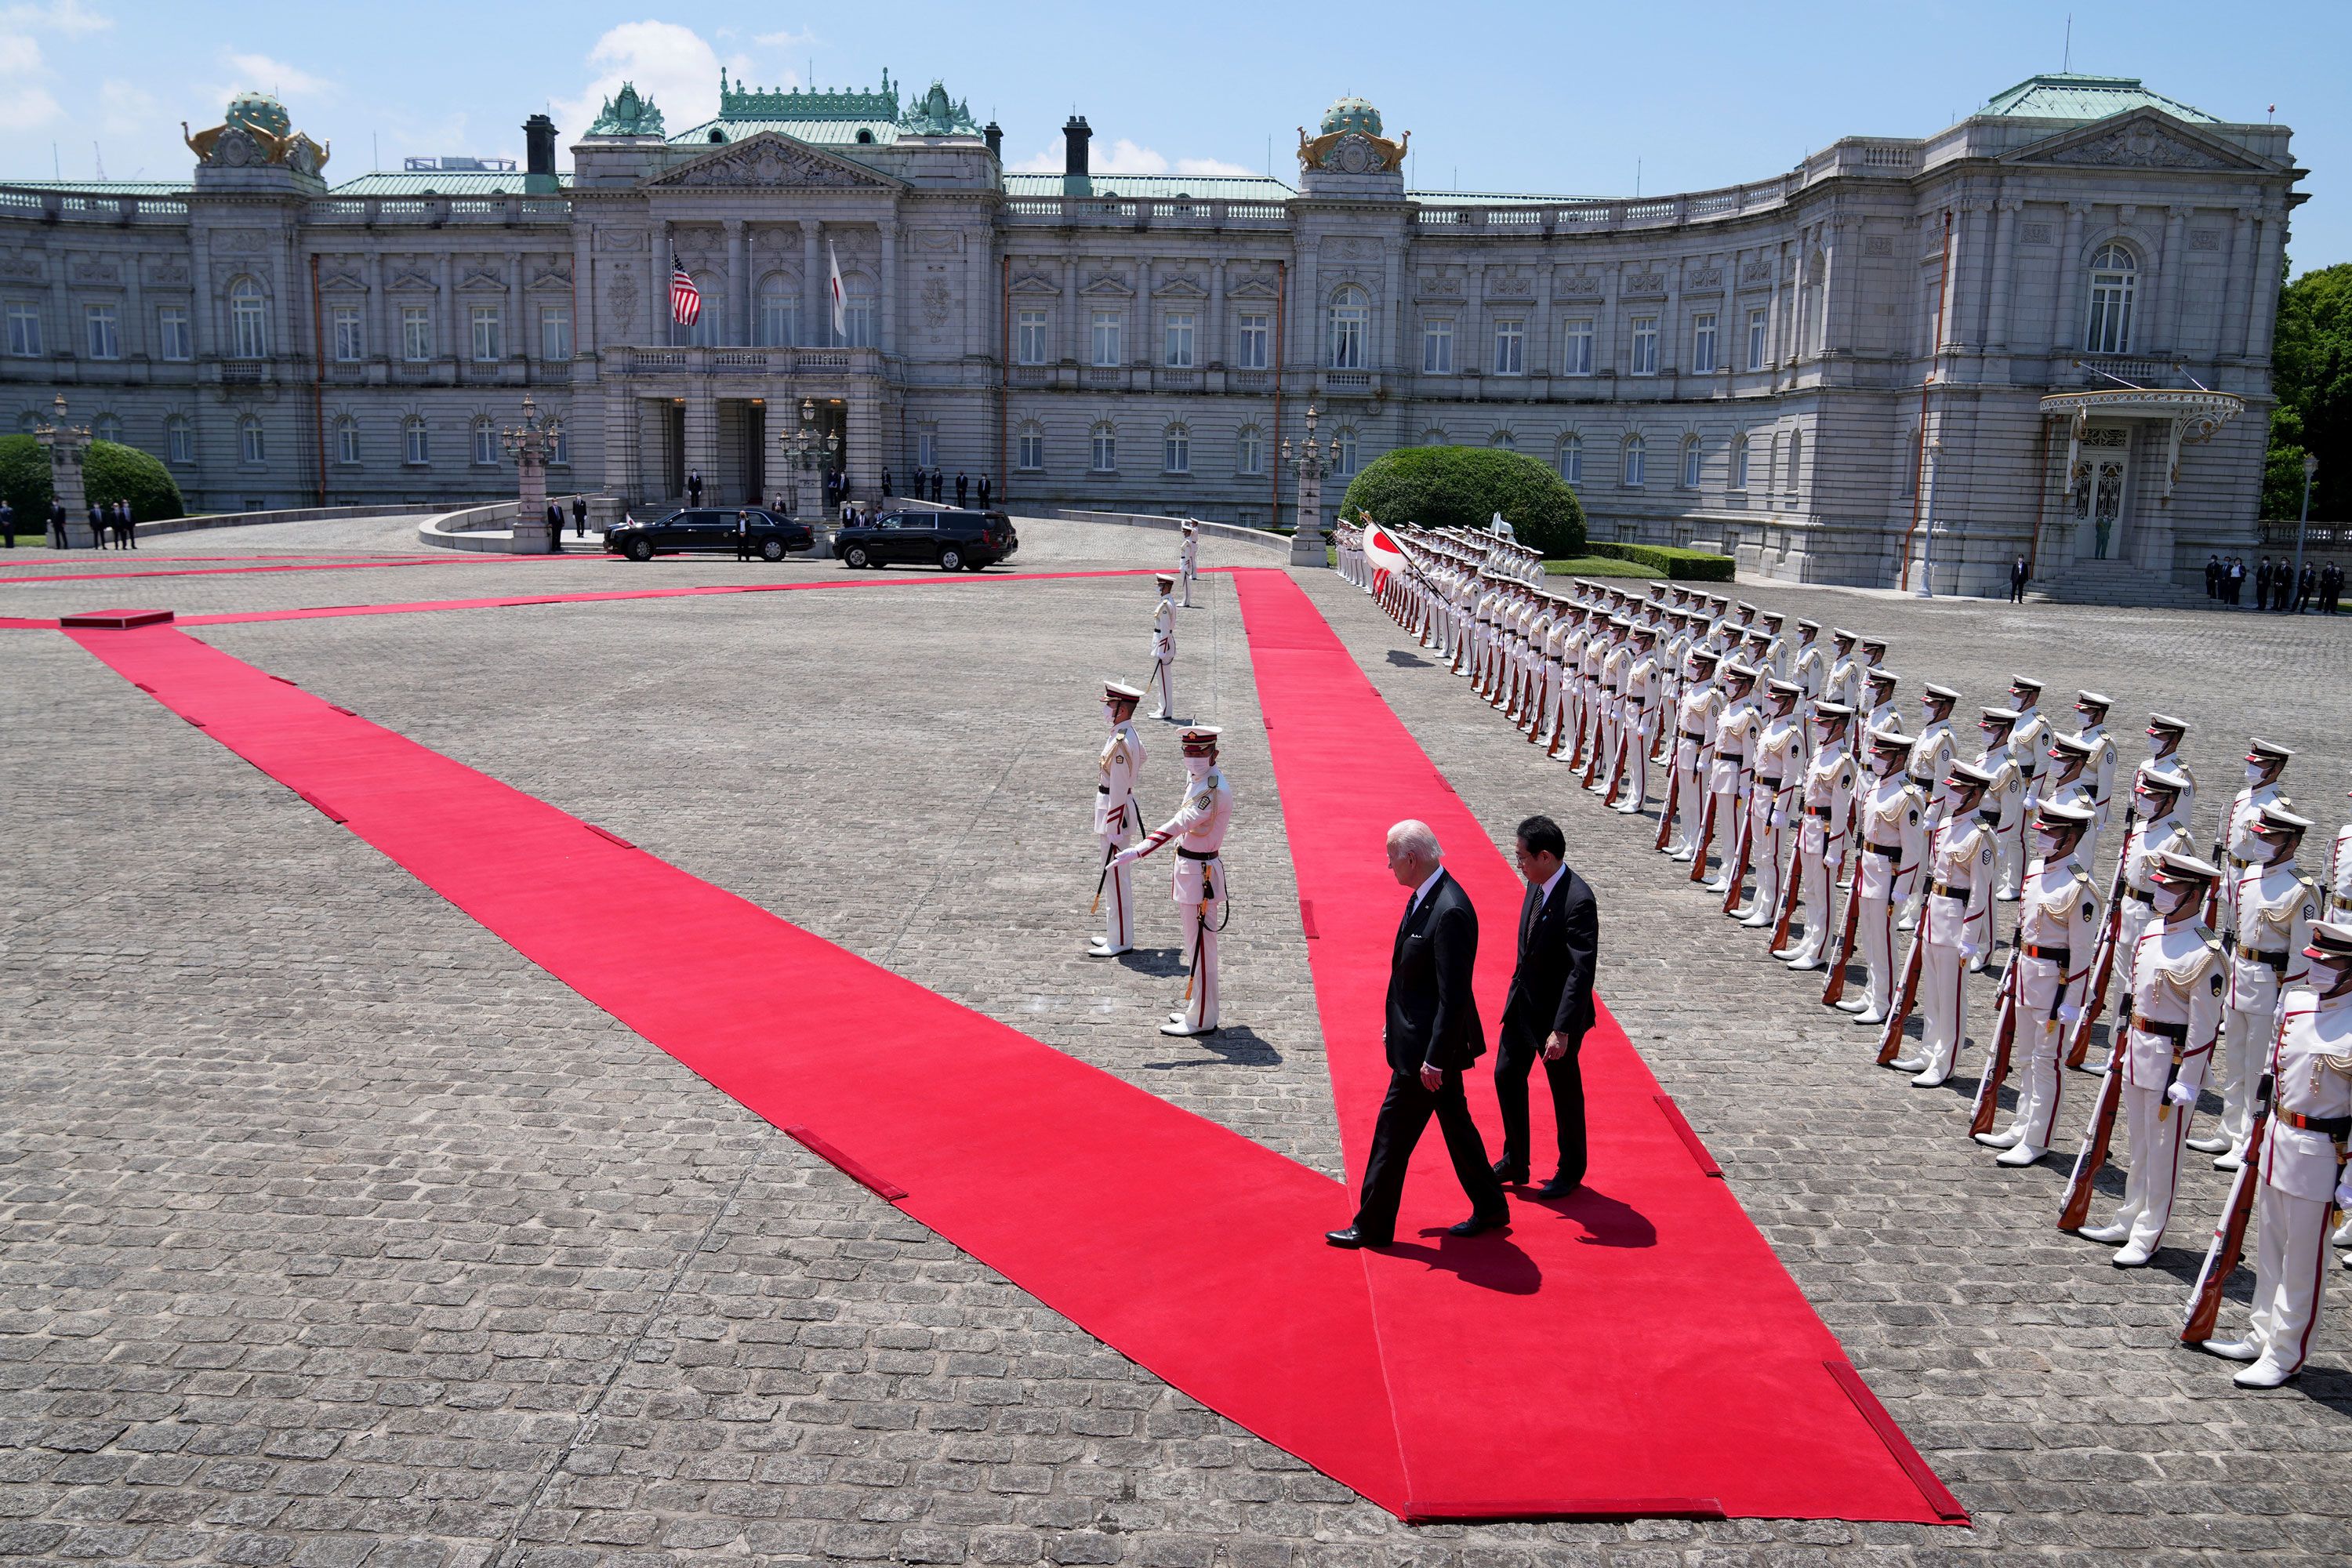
top-left (1585, 540), bottom-right (1735, 581)
top-left (1338, 445), bottom-right (1585, 559)
top-left (0, 434), bottom-right (186, 521)
top-left (1544, 554), bottom-right (1656, 579)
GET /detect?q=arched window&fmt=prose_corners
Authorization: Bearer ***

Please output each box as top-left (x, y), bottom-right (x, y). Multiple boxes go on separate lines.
top-left (1421, 426), bottom-right (1448, 446)
top-left (15, 411), bottom-right (37, 434)
top-left (1731, 434), bottom-right (1749, 491)
top-left (238, 415), bottom-right (265, 466)
top-left (1558, 434), bottom-right (1581, 485)
top-left (1681, 436), bottom-right (1702, 489)
top-left (404, 416), bottom-right (429, 466)
top-left (550, 424), bottom-right (569, 466)
top-left (1327, 285), bottom-right (1367, 370)
top-left (93, 413), bottom-right (122, 445)
top-left (1622, 434), bottom-right (1645, 488)
top-left (757, 277), bottom-right (798, 347)
top-left (230, 278), bottom-right (267, 360)
top-left (2085, 243), bottom-right (2137, 355)
top-left (1787, 429), bottom-right (1804, 494)
top-left (1016, 420), bottom-right (1045, 471)
top-left (1163, 423), bottom-right (1190, 474)
top-left (1090, 423), bottom-right (1117, 473)
top-left (165, 415), bottom-right (192, 464)
top-left (1236, 423), bottom-right (1263, 476)
top-left (336, 416), bottom-right (360, 466)
top-left (472, 417), bottom-right (498, 465)
top-left (675, 275), bottom-right (720, 347)
top-left (1488, 430), bottom-right (1515, 451)
top-left (1334, 425), bottom-right (1359, 476)
top-left (843, 276), bottom-right (877, 348)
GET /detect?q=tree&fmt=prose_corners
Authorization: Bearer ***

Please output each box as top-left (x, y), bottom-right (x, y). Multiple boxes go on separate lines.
top-left (2263, 261), bottom-right (2352, 519)
top-left (0, 435), bottom-right (185, 521)
top-left (1338, 445), bottom-right (1586, 558)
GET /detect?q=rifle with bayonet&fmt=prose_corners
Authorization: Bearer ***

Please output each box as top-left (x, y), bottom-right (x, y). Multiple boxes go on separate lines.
top-left (1967, 926), bottom-right (2030, 1137)
top-left (2058, 998), bottom-right (2134, 1230)
top-left (1875, 927), bottom-right (1927, 1066)
top-left (2064, 834), bottom-right (2133, 1069)
top-left (2181, 1058), bottom-right (2278, 1344)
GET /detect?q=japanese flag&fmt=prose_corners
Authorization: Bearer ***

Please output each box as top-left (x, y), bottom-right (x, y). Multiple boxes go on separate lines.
top-left (1363, 518), bottom-right (1407, 595)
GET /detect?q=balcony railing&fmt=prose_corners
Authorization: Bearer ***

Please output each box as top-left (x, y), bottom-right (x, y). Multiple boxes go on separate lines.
top-left (1002, 196), bottom-right (1292, 230)
top-left (1410, 175), bottom-right (1798, 238)
top-left (304, 195), bottom-right (572, 227)
top-left (611, 344), bottom-right (880, 376)
top-left (0, 186), bottom-right (191, 225)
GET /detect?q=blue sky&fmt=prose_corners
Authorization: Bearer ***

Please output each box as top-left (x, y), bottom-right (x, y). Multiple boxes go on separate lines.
top-left (5, 0), bottom-right (2344, 273)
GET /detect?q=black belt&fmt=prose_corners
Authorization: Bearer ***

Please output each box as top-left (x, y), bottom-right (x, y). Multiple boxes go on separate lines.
top-left (2137, 1018), bottom-right (2189, 1043)
top-left (1930, 880), bottom-right (1973, 900)
top-left (1866, 840), bottom-right (1903, 858)
top-left (1680, 729), bottom-right (1708, 741)
top-left (1096, 784), bottom-right (1111, 793)
top-left (2024, 944), bottom-right (2071, 965)
top-left (1176, 847), bottom-right (1220, 861)
top-left (2225, 937), bottom-right (2289, 971)
top-left (2280, 1110), bottom-right (2352, 1142)
top-left (1755, 777), bottom-right (1784, 790)
top-left (1807, 805), bottom-right (1836, 819)
top-left (2124, 886), bottom-right (2154, 905)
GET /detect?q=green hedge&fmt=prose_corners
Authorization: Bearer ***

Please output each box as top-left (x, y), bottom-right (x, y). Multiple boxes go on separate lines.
top-left (0, 434), bottom-right (186, 523)
top-left (1338, 445), bottom-right (1585, 558)
top-left (1543, 555), bottom-right (1655, 579)
top-left (1584, 540), bottom-right (1735, 581)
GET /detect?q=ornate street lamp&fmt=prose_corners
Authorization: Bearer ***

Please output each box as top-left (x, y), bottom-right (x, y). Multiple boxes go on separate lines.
top-left (1280, 402), bottom-right (1340, 568)
top-left (499, 391), bottom-right (564, 553)
top-left (2292, 452), bottom-right (2318, 610)
top-left (33, 393), bottom-right (94, 548)
top-left (775, 397), bottom-right (822, 518)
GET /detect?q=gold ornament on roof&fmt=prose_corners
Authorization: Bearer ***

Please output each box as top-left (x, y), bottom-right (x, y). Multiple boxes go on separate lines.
top-left (183, 91), bottom-right (329, 176)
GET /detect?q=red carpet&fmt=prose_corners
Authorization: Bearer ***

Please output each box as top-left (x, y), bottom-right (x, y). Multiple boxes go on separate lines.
top-left (1229, 568), bottom-right (1962, 1523)
top-left (62, 575), bottom-right (1962, 1526)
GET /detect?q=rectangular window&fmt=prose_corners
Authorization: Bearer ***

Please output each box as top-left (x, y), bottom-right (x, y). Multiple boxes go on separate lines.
top-left (1335, 427), bottom-right (1359, 476)
top-left (1492, 318), bottom-right (1525, 376)
top-left (405, 420), bottom-right (428, 465)
top-left (1746, 307), bottom-right (1768, 372)
top-left (1017, 431), bottom-right (1044, 470)
top-left (1732, 438), bottom-right (1749, 490)
top-left (1237, 426), bottom-right (1262, 476)
top-left (1091, 310), bottom-right (1122, 368)
top-left (167, 419), bottom-right (193, 463)
top-left (916, 429), bottom-right (938, 469)
top-left (1236, 312), bottom-right (1268, 370)
top-left (1016, 308), bottom-right (1047, 365)
top-left (158, 306), bottom-right (191, 362)
top-left (8, 302), bottom-right (43, 357)
top-left (336, 419), bottom-right (360, 465)
top-left (756, 293), bottom-right (795, 347)
top-left (1561, 318), bottom-right (1593, 376)
top-left (332, 307), bottom-right (364, 362)
top-left (539, 306), bottom-right (572, 361)
top-left (1682, 441), bottom-right (1702, 488)
top-left (1691, 313), bottom-right (1717, 375)
top-left (402, 306), bottom-right (432, 361)
top-left (230, 292), bottom-right (267, 359)
top-left (551, 426), bottom-right (568, 466)
top-left (1421, 317), bottom-right (1454, 375)
top-left (1163, 428), bottom-right (1190, 473)
top-left (1630, 315), bottom-right (1659, 376)
top-left (84, 303), bottom-right (120, 361)
top-left (241, 420), bottom-right (266, 465)
top-left (1329, 305), bottom-right (1363, 370)
top-left (470, 306), bottom-right (502, 362)
top-left (844, 296), bottom-right (876, 347)
top-left (1091, 428), bottom-right (1116, 471)
top-left (1163, 312), bottom-right (1195, 368)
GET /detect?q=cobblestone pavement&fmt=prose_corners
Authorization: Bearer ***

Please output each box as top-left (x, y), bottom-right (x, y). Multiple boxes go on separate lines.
top-left (5, 529), bottom-right (2348, 1566)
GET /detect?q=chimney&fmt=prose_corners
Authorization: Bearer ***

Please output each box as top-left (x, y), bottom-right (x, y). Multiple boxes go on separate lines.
top-left (523, 113), bottom-right (557, 194)
top-left (1062, 114), bottom-right (1091, 176)
top-left (984, 120), bottom-right (1003, 160)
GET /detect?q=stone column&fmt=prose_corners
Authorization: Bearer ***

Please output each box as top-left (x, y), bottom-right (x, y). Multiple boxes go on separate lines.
top-left (2053, 202), bottom-right (2089, 354)
top-left (1295, 244), bottom-right (1318, 377)
top-left (1466, 261), bottom-right (1486, 377)
top-left (800, 220), bottom-right (822, 345)
top-left (1207, 259), bottom-right (1225, 368)
top-left (878, 223), bottom-right (897, 358)
top-left (2155, 205), bottom-right (2188, 354)
top-left (189, 238), bottom-right (216, 358)
top-left (1765, 244), bottom-right (1785, 387)
top-left (1532, 257), bottom-right (1553, 383)
top-left (366, 252), bottom-right (387, 369)
top-left (1134, 252), bottom-right (1152, 376)
top-left (2247, 212), bottom-right (2286, 362)
top-left (601, 380), bottom-right (637, 503)
top-left (1290, 451), bottom-right (1326, 567)
top-left (37, 397), bottom-right (93, 547)
top-left (506, 249), bottom-right (525, 362)
top-left (967, 223), bottom-right (989, 360)
top-left (1062, 252), bottom-right (1080, 370)
top-left (1385, 240), bottom-right (1406, 372)
top-left (1985, 197), bottom-right (2019, 354)
top-left (726, 220), bottom-right (747, 347)
top-left (511, 445), bottom-right (550, 554)
top-left (848, 384), bottom-right (884, 499)
top-left (2223, 208), bottom-right (2256, 359)
top-left (647, 227), bottom-right (666, 346)
top-left (684, 389), bottom-right (719, 498)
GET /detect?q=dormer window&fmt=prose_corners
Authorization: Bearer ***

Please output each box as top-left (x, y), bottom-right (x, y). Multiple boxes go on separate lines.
top-left (855, 129), bottom-right (874, 144)
top-left (707, 128), bottom-right (726, 143)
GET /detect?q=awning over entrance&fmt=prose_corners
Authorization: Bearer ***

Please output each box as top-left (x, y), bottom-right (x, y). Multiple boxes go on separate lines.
top-left (2038, 386), bottom-right (2245, 501)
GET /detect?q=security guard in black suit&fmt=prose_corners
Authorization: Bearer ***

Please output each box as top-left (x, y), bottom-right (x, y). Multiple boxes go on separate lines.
top-left (1493, 814), bottom-right (1599, 1196)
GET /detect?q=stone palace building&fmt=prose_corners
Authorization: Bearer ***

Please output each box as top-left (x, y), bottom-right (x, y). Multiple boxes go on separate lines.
top-left (0, 71), bottom-right (2305, 591)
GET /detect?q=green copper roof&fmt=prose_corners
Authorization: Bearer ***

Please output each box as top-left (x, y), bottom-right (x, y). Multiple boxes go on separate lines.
top-left (720, 67), bottom-right (900, 122)
top-left (1979, 74), bottom-right (2216, 124)
top-left (1003, 172), bottom-right (1294, 201)
top-left (670, 118), bottom-right (901, 147)
top-left (1320, 96), bottom-right (1381, 136)
top-left (328, 170), bottom-right (550, 196)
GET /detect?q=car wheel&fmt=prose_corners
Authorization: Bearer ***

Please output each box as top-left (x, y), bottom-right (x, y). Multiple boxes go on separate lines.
top-left (626, 538), bottom-right (653, 561)
top-left (938, 546), bottom-right (964, 572)
top-left (844, 544), bottom-right (871, 569)
top-left (760, 538), bottom-right (786, 562)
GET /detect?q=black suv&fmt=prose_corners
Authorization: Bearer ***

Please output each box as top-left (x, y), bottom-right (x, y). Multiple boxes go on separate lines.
top-left (606, 507), bottom-right (815, 562)
top-left (833, 510), bottom-right (1018, 572)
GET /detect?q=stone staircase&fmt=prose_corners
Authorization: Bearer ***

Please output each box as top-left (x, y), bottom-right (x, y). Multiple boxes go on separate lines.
top-left (2028, 560), bottom-right (2213, 610)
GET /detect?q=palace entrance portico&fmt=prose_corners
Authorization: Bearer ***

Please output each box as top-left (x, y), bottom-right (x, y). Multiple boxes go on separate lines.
top-left (2033, 384), bottom-right (2245, 579)
top-left (603, 345), bottom-right (888, 513)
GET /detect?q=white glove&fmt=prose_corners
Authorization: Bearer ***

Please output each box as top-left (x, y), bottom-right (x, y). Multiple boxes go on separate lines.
top-left (1110, 848), bottom-right (1141, 869)
top-left (2337, 1174), bottom-right (2352, 1210)
top-left (1770, 812), bottom-right (1788, 829)
top-left (1960, 943), bottom-right (1984, 964)
top-left (2056, 1003), bottom-right (2082, 1025)
top-left (2166, 1081), bottom-right (2196, 1108)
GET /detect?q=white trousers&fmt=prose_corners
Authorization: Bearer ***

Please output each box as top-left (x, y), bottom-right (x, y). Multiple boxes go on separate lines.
top-left (2111, 1084), bottom-right (2194, 1250)
top-left (1995, 820), bottom-right (2026, 898)
top-left (1702, 779), bottom-right (1740, 882)
top-left (1788, 843), bottom-right (1842, 962)
top-left (1149, 655), bottom-right (1175, 718)
top-left (1621, 715), bottom-right (1654, 806)
top-left (1916, 938), bottom-right (1968, 1078)
top-left (1098, 826), bottom-right (1136, 951)
top-left (1666, 753), bottom-right (1704, 855)
top-left (1856, 894), bottom-right (1898, 1016)
top-left (2219, 1005), bottom-right (2269, 1152)
top-left (1744, 806), bottom-right (1786, 917)
top-left (1178, 901), bottom-right (1221, 1030)
top-left (2246, 1184), bottom-right (2333, 1374)
top-left (2005, 1018), bottom-right (2068, 1152)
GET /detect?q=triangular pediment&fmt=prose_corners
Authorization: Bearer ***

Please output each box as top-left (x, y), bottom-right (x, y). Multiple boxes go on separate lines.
top-left (645, 132), bottom-right (904, 192)
top-left (1227, 277), bottom-right (1280, 300)
top-left (1154, 277), bottom-right (1208, 300)
top-left (2002, 111), bottom-right (2270, 172)
top-left (1079, 274), bottom-right (1134, 298)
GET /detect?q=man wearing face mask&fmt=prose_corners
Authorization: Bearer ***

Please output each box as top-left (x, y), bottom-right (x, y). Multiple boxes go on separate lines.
top-left (1178, 519), bottom-right (1199, 608)
top-left (1613, 627), bottom-right (1664, 812)
top-left (1702, 663), bottom-right (1765, 895)
top-left (2213, 740), bottom-right (2294, 941)
top-left (1860, 668), bottom-right (1904, 743)
top-left (1733, 680), bottom-right (1805, 928)
top-left (2075, 850), bottom-right (2224, 1267)
top-left (2140, 714), bottom-right (2198, 823)
top-left (1976, 799), bottom-right (2100, 1166)
top-left (1781, 701), bottom-right (1859, 971)
top-left (2002, 677), bottom-right (2052, 899)
top-left (1889, 763), bottom-right (1998, 1087)
top-left (2325, 779), bottom-right (2351, 922)
top-left (1823, 627), bottom-right (1863, 710)
top-left (1898, 684), bottom-right (1962, 935)
top-left (2201, 920), bottom-right (2352, 1388)
top-left (2068, 764), bottom-right (2200, 1079)
top-left (1664, 648), bottom-right (1725, 860)
top-left (1147, 573), bottom-right (1179, 720)
top-left (1837, 731), bottom-right (1928, 1025)
top-left (2044, 735), bottom-right (2103, 873)
top-left (2213, 807), bottom-right (2322, 1170)
top-left (2072, 691), bottom-right (2119, 864)
top-left (1976, 708), bottom-right (2030, 923)
top-left (1089, 681), bottom-right (1149, 959)
top-left (1111, 726), bottom-right (1234, 1037)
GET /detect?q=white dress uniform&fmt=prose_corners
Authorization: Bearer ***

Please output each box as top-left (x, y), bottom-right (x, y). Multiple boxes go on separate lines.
top-left (2005, 684), bottom-right (2052, 897)
top-left (1980, 824), bottom-right (2101, 1163)
top-left (1617, 640), bottom-right (1664, 811)
top-left (1666, 665), bottom-right (1725, 858)
top-left (1976, 718), bottom-right (2030, 905)
top-left (1842, 743), bottom-right (1929, 1025)
top-left (1120, 729), bottom-right (1235, 1037)
top-left (1091, 691), bottom-right (1147, 956)
top-left (2205, 952), bottom-right (2352, 1387)
top-left (1148, 577), bottom-right (1178, 719)
top-left (2216, 757), bottom-right (2292, 938)
top-left (2082, 888), bottom-right (2223, 1262)
top-left (1178, 524), bottom-right (1199, 607)
top-left (1705, 677), bottom-right (1764, 894)
top-left (1897, 786), bottom-right (1998, 1085)
top-left (2217, 823), bottom-right (2321, 1167)
top-left (1781, 716), bottom-right (1857, 969)
top-left (2326, 802), bottom-right (2352, 922)
top-left (2073, 695), bottom-right (2119, 865)
top-left (2138, 715), bottom-right (2198, 824)
top-left (2114, 786), bottom-right (2196, 979)
top-left (1737, 691), bottom-right (1804, 926)
top-left (1823, 634), bottom-right (1862, 710)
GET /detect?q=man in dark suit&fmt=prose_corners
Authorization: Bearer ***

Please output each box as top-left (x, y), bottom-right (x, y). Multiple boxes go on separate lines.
top-left (686, 468), bottom-right (704, 506)
top-left (572, 495), bottom-right (589, 538)
top-left (2008, 554), bottom-right (2029, 604)
top-left (1492, 815), bottom-right (1597, 1196)
top-left (1328, 820), bottom-right (1510, 1247)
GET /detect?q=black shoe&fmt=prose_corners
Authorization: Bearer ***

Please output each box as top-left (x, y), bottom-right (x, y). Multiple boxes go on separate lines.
top-left (1324, 1227), bottom-right (1386, 1249)
top-left (1536, 1175), bottom-right (1583, 1200)
top-left (1490, 1158), bottom-right (1529, 1185)
top-left (1447, 1210), bottom-right (1509, 1238)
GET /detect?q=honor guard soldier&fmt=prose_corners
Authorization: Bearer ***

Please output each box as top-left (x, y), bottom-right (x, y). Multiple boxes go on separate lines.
top-left (1703, 662), bottom-right (1765, 895)
top-left (1091, 681), bottom-right (1149, 957)
top-left (1755, 610), bottom-right (1790, 679)
top-left (2003, 677), bottom-right (2053, 896)
top-left (2140, 713), bottom-right (2198, 820)
top-left (1148, 573), bottom-right (1179, 720)
top-left (2216, 739), bottom-right (2295, 938)
top-left (2073, 690), bottom-right (2119, 856)
top-left (1889, 763), bottom-right (1997, 1086)
top-left (2078, 850), bottom-right (2224, 1266)
top-left (2326, 779), bottom-right (2352, 920)
top-left (1857, 635), bottom-right (1890, 685)
top-left (2212, 806), bottom-right (2322, 1171)
top-left (1976, 708), bottom-right (2031, 913)
top-left (1839, 731), bottom-right (1928, 1025)
top-left (1898, 684), bottom-right (1962, 933)
top-left (1977, 799), bottom-right (2101, 1167)
top-left (2117, 765), bottom-right (2198, 970)
top-left (1780, 700), bottom-right (1858, 971)
top-left (1664, 648), bottom-right (1725, 859)
top-left (2042, 735), bottom-right (2102, 866)
top-left (1861, 668), bottom-right (1904, 740)
top-left (1178, 518), bottom-right (1200, 607)
top-left (2201, 920), bottom-right (2352, 1387)
top-left (1112, 726), bottom-right (1235, 1037)
top-left (1613, 626), bottom-right (1664, 812)
top-left (1824, 628), bottom-right (1863, 709)
top-left (1733, 679), bottom-right (1804, 927)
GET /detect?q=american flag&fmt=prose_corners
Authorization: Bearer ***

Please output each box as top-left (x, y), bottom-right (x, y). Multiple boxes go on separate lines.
top-left (670, 263), bottom-right (701, 327)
